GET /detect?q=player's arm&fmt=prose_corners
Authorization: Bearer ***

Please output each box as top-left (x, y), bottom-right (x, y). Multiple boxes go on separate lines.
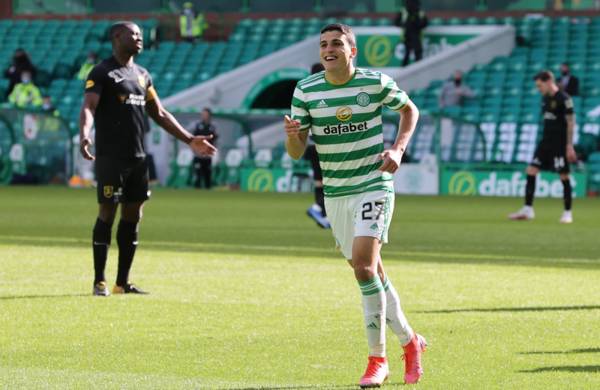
top-left (564, 96), bottom-right (576, 162)
top-left (566, 113), bottom-right (576, 162)
top-left (284, 115), bottom-right (308, 160)
top-left (286, 86), bottom-right (311, 160)
top-left (79, 92), bottom-right (99, 160)
top-left (380, 98), bottom-right (419, 173)
top-left (145, 87), bottom-right (215, 156)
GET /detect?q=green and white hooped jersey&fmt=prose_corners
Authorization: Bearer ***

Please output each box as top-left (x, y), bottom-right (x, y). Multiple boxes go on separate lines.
top-left (291, 68), bottom-right (409, 198)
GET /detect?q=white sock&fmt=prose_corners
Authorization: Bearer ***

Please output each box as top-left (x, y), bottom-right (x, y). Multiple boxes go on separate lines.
top-left (359, 277), bottom-right (386, 357)
top-left (383, 277), bottom-right (414, 346)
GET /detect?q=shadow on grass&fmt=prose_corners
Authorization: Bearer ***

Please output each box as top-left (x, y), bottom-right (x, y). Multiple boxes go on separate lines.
top-left (520, 347), bottom-right (600, 355)
top-left (235, 382), bottom-right (404, 390)
top-left (519, 365), bottom-right (600, 373)
top-left (236, 385), bottom-right (355, 390)
top-left (0, 293), bottom-right (89, 300)
top-left (1, 236), bottom-right (599, 271)
top-left (419, 305), bottom-right (600, 314)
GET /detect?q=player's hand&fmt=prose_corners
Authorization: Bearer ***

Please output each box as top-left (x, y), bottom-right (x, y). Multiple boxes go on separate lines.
top-left (284, 115), bottom-right (302, 139)
top-left (379, 149), bottom-right (403, 173)
top-left (190, 135), bottom-right (216, 156)
top-left (566, 144), bottom-right (577, 163)
top-left (80, 137), bottom-right (95, 161)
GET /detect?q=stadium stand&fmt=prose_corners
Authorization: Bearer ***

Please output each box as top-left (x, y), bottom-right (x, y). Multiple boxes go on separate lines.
top-left (1, 13), bottom-right (599, 187)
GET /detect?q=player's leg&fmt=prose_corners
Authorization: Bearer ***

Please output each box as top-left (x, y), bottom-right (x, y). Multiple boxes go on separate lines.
top-left (414, 38), bottom-right (423, 62)
top-left (200, 158), bottom-right (212, 189)
top-left (559, 172), bottom-right (573, 223)
top-left (353, 236), bottom-right (387, 357)
top-left (325, 195), bottom-right (386, 387)
top-left (509, 165), bottom-right (538, 220)
top-left (376, 260), bottom-right (413, 345)
top-left (193, 158), bottom-right (201, 188)
top-left (525, 165), bottom-right (539, 207)
top-left (93, 203), bottom-right (118, 295)
top-left (352, 191), bottom-right (401, 387)
top-left (113, 158), bottom-right (150, 294)
top-left (352, 236), bottom-right (389, 388)
top-left (92, 157), bottom-right (122, 296)
top-left (402, 41), bottom-right (411, 66)
top-left (306, 145), bottom-right (330, 228)
top-left (113, 201), bottom-right (147, 293)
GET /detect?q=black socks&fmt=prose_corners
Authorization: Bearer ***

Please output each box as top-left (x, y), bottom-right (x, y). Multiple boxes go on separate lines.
top-left (92, 218), bottom-right (112, 284)
top-left (116, 220), bottom-right (139, 287)
top-left (315, 186), bottom-right (326, 217)
top-left (525, 174), bottom-right (536, 207)
top-left (562, 178), bottom-right (572, 211)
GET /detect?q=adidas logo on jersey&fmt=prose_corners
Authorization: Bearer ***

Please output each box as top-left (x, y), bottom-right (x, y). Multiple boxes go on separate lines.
top-left (316, 100), bottom-right (328, 108)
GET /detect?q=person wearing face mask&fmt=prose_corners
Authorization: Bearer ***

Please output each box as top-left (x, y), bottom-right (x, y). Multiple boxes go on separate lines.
top-left (41, 95), bottom-right (60, 116)
top-left (557, 62), bottom-right (579, 97)
top-left (4, 48), bottom-right (37, 99)
top-left (438, 70), bottom-right (475, 109)
top-left (8, 71), bottom-right (43, 108)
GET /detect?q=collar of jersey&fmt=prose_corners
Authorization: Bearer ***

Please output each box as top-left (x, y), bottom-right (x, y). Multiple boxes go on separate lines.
top-left (324, 68), bottom-right (357, 87)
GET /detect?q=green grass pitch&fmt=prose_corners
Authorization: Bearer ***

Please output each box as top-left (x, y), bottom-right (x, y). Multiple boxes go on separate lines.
top-left (1, 187), bottom-right (599, 389)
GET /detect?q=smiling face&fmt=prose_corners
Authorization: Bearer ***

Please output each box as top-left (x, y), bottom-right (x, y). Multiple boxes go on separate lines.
top-left (319, 30), bottom-right (356, 73)
top-left (113, 23), bottom-right (143, 56)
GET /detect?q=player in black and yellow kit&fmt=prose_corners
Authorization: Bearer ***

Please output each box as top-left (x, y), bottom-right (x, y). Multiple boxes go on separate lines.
top-left (509, 70), bottom-right (577, 223)
top-left (80, 22), bottom-right (216, 296)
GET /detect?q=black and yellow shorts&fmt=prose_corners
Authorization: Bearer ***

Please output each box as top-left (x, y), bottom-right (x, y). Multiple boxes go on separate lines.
top-left (95, 156), bottom-right (150, 204)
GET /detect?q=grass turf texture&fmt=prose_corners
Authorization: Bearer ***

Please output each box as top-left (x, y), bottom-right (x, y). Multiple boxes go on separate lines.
top-left (0, 187), bottom-right (599, 389)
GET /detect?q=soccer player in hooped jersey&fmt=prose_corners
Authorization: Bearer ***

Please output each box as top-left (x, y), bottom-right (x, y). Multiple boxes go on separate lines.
top-left (285, 23), bottom-right (426, 387)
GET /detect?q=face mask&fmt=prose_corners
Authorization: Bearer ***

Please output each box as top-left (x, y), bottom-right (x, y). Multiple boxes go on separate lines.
top-left (21, 77), bottom-right (31, 84)
top-left (454, 78), bottom-right (462, 86)
top-left (561, 70), bottom-right (569, 76)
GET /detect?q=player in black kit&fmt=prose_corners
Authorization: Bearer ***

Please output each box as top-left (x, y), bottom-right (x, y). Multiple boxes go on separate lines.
top-left (80, 21), bottom-right (216, 296)
top-left (509, 70), bottom-right (577, 223)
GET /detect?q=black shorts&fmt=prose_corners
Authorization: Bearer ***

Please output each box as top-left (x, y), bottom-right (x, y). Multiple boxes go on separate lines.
top-left (303, 144), bottom-right (323, 182)
top-left (531, 143), bottom-right (570, 174)
top-left (95, 156), bottom-right (150, 204)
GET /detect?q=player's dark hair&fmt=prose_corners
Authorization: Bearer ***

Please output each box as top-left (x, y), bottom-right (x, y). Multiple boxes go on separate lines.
top-left (320, 23), bottom-right (356, 48)
top-left (109, 21), bottom-right (136, 42)
top-left (202, 107), bottom-right (212, 115)
top-left (533, 70), bottom-right (554, 82)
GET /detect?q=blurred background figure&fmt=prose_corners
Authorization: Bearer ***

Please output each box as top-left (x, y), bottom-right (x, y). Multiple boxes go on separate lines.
top-left (179, 2), bottom-right (208, 43)
top-left (4, 48), bottom-right (37, 99)
top-left (41, 94), bottom-right (59, 115)
top-left (395, 0), bottom-right (428, 66)
top-left (192, 108), bottom-right (218, 189)
top-left (77, 51), bottom-right (99, 80)
top-left (439, 70), bottom-right (475, 109)
top-left (304, 62), bottom-right (330, 229)
top-left (8, 71), bottom-right (42, 108)
top-left (557, 62), bottom-right (579, 97)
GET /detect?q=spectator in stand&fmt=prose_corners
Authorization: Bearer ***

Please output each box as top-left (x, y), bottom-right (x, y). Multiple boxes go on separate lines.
top-left (41, 95), bottom-right (59, 115)
top-left (77, 51), bottom-right (99, 80)
top-left (8, 71), bottom-right (42, 109)
top-left (439, 70), bottom-right (475, 109)
top-left (179, 2), bottom-right (208, 43)
top-left (557, 62), bottom-right (579, 97)
top-left (395, 0), bottom-right (428, 66)
top-left (4, 48), bottom-right (37, 99)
